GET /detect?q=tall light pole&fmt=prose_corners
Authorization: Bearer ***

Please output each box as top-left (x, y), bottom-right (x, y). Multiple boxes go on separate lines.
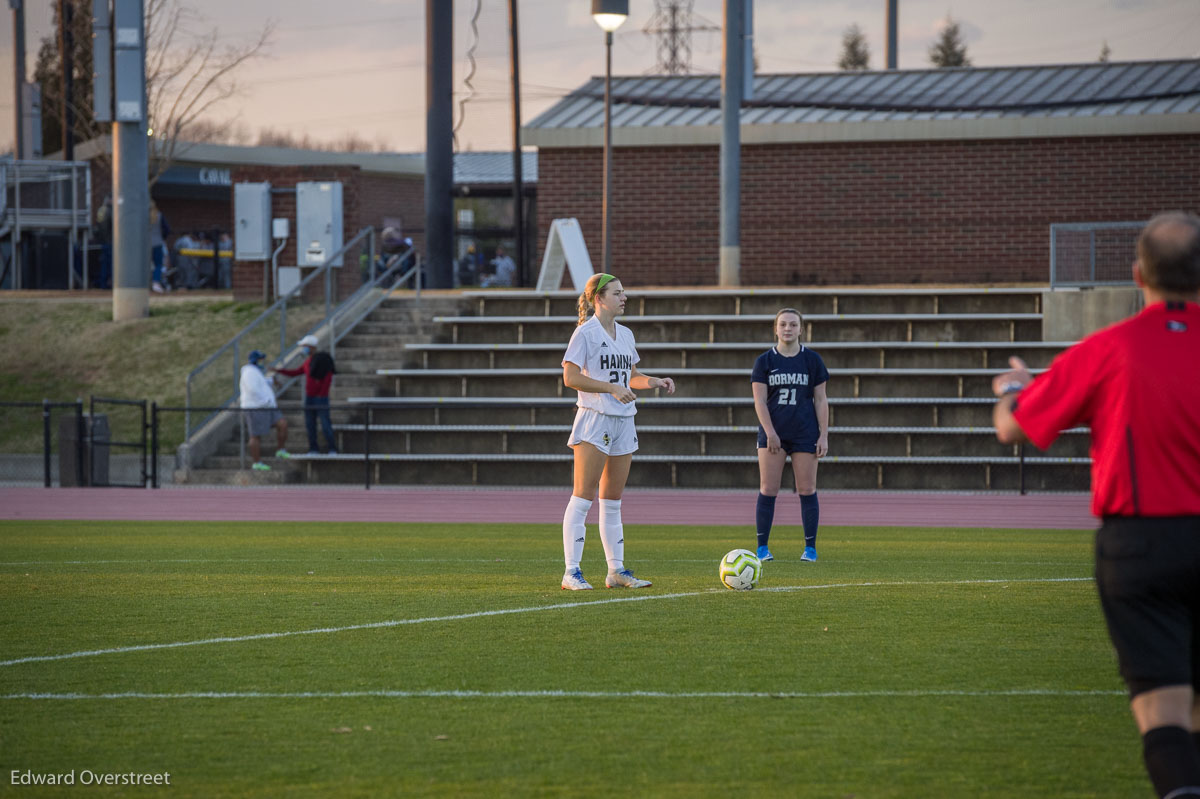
top-left (592, 0), bottom-right (627, 274)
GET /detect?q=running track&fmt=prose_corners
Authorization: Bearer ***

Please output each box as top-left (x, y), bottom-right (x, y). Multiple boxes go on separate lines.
top-left (0, 486), bottom-right (1096, 529)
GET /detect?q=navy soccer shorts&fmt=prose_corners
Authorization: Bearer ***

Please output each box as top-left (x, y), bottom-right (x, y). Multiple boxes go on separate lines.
top-left (756, 431), bottom-right (817, 454)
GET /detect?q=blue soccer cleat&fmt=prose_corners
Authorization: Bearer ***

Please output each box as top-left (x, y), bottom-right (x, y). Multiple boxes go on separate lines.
top-left (756, 545), bottom-right (774, 562)
top-left (801, 546), bottom-right (818, 562)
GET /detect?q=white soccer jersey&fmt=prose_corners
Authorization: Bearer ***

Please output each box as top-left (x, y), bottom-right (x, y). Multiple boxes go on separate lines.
top-left (562, 315), bottom-right (641, 417)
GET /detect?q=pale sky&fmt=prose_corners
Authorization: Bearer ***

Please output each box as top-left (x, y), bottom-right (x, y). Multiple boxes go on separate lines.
top-left (2, 0), bottom-right (1198, 155)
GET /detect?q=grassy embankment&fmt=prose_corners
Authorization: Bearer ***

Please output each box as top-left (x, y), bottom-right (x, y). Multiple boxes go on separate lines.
top-left (0, 295), bottom-right (289, 453)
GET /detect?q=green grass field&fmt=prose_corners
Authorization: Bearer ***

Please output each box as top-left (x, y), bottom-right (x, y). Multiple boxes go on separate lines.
top-left (0, 520), bottom-right (1147, 798)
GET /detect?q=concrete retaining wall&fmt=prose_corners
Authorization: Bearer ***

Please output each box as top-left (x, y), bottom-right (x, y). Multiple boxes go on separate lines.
top-left (1042, 287), bottom-right (1143, 342)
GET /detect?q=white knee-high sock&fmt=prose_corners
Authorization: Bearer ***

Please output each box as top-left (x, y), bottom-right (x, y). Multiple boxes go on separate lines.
top-left (598, 498), bottom-right (624, 572)
top-left (562, 496), bottom-right (592, 572)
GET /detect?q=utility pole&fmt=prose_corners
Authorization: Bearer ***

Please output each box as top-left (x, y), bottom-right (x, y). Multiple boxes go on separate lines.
top-left (59, 0), bottom-right (75, 160)
top-left (508, 0), bottom-right (525, 284)
top-left (424, 0), bottom-right (453, 289)
top-left (10, 0), bottom-right (25, 159)
top-left (885, 0), bottom-right (898, 70)
top-left (96, 0), bottom-right (150, 320)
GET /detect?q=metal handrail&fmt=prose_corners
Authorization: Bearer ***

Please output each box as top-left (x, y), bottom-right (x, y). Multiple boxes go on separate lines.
top-left (323, 251), bottom-right (423, 355)
top-left (184, 228), bottom-right (419, 439)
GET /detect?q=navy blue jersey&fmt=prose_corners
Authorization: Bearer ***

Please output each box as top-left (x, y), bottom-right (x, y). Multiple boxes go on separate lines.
top-left (751, 346), bottom-right (829, 444)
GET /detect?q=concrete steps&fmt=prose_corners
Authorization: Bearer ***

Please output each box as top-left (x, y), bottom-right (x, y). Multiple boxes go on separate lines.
top-left (429, 313), bottom-right (1044, 345)
top-left (401, 340), bottom-right (1069, 370)
top-left (187, 286), bottom-right (1086, 491)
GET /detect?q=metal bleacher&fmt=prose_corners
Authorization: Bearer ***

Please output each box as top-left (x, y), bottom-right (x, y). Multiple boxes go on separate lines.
top-left (274, 286), bottom-right (1089, 492)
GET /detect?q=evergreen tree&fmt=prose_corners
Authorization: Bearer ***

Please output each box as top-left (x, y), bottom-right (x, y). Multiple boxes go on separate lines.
top-left (837, 24), bottom-right (871, 71)
top-left (928, 16), bottom-right (972, 68)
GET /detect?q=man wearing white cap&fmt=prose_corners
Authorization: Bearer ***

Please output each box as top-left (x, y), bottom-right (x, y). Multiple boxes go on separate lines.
top-left (273, 335), bottom-right (337, 456)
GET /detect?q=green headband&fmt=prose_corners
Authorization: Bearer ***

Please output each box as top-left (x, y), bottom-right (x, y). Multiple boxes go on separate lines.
top-left (596, 273), bottom-right (618, 292)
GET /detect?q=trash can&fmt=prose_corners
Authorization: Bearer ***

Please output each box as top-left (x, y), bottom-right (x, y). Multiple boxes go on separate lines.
top-left (58, 414), bottom-right (110, 486)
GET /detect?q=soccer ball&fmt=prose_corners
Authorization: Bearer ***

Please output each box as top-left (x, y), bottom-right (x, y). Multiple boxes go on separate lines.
top-left (719, 549), bottom-right (762, 590)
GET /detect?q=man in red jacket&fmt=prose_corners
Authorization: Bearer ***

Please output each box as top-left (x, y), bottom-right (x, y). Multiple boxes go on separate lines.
top-left (993, 211), bottom-right (1200, 799)
top-left (274, 334), bottom-right (337, 456)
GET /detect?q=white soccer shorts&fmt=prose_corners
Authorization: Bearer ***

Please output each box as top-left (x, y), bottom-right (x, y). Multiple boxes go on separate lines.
top-left (567, 408), bottom-right (639, 456)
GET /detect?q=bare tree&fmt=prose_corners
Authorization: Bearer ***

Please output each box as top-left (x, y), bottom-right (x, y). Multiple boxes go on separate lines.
top-left (144, 0), bottom-right (273, 184)
top-left (34, 0), bottom-right (272, 183)
top-left (255, 127), bottom-right (391, 154)
top-left (928, 16), bottom-right (972, 68)
top-left (176, 118), bottom-right (254, 146)
top-left (837, 23), bottom-right (871, 71)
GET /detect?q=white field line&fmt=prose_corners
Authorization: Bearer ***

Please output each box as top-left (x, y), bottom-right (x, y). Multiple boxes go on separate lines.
top-left (0, 558), bottom-right (1088, 567)
top-left (0, 577), bottom-right (1092, 669)
top-left (2, 688), bottom-right (1125, 701)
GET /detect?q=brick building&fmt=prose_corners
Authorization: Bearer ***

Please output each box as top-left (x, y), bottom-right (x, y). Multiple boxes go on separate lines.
top-left (79, 138), bottom-right (424, 300)
top-left (523, 59), bottom-right (1200, 286)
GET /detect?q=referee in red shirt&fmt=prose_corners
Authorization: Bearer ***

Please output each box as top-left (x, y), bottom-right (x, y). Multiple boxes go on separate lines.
top-left (993, 211), bottom-right (1200, 799)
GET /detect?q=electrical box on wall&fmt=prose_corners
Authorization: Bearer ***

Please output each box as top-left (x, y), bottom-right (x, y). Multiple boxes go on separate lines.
top-left (234, 182), bottom-right (272, 261)
top-left (296, 181), bottom-right (344, 267)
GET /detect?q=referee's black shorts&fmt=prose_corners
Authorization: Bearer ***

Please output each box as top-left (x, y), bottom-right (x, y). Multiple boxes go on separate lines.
top-left (1094, 515), bottom-right (1200, 698)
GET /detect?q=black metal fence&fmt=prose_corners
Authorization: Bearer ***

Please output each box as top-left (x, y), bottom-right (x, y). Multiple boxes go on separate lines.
top-left (0, 399), bottom-right (145, 487)
top-left (153, 402), bottom-right (400, 491)
top-left (4, 399), bottom-right (1039, 493)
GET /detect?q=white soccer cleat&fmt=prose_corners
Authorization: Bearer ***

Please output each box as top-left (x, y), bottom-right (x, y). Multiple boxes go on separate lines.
top-left (605, 569), bottom-right (652, 589)
top-left (561, 569), bottom-right (593, 590)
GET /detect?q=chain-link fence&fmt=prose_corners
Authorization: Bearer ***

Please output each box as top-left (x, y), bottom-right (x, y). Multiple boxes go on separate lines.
top-left (1049, 222), bottom-right (1144, 288)
top-left (0, 398), bottom-right (159, 487)
top-left (1, 400), bottom-right (97, 486)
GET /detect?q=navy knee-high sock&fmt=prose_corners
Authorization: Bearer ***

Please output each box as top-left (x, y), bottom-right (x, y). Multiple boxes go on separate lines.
top-left (755, 494), bottom-right (776, 549)
top-left (1143, 725), bottom-right (1200, 798)
top-left (800, 492), bottom-right (819, 549)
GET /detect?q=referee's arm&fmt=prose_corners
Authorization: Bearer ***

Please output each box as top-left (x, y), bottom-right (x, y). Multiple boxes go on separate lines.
top-left (992, 356), bottom-right (1032, 445)
top-left (992, 395), bottom-right (1029, 445)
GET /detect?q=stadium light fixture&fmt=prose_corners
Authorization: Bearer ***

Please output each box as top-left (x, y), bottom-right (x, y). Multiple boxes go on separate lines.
top-left (592, 0), bottom-right (628, 273)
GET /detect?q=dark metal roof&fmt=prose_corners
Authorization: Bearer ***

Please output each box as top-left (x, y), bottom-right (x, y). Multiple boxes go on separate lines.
top-left (453, 151), bottom-right (538, 185)
top-left (526, 59), bottom-right (1200, 132)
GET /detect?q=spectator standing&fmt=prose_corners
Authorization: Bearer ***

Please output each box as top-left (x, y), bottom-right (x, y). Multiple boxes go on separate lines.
top-left (456, 244), bottom-right (478, 287)
top-left (149, 203), bottom-right (170, 293)
top-left (171, 231), bottom-right (195, 290)
top-left (93, 196), bottom-right (113, 289)
top-left (239, 349), bottom-right (290, 471)
top-left (192, 231), bottom-right (214, 288)
top-left (218, 232), bottom-right (233, 289)
top-left (273, 334), bottom-right (337, 456)
top-left (992, 211), bottom-right (1200, 799)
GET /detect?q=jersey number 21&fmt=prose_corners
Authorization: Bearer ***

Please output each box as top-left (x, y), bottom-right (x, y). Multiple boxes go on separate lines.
top-left (778, 388), bottom-right (798, 406)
